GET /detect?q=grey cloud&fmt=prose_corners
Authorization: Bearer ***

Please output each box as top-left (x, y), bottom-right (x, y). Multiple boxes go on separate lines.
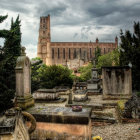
top-left (35, 1), bottom-right (68, 17)
top-left (0, 0), bottom-right (31, 14)
top-left (0, 0), bottom-right (140, 51)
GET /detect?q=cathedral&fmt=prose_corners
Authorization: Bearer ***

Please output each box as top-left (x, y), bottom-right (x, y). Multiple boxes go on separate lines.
top-left (37, 15), bottom-right (118, 69)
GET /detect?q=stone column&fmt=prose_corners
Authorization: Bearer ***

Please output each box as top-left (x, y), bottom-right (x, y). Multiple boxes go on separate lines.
top-left (15, 47), bottom-right (34, 109)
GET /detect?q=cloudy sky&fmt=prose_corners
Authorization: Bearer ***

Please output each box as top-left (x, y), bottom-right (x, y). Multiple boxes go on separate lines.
top-left (0, 0), bottom-right (139, 58)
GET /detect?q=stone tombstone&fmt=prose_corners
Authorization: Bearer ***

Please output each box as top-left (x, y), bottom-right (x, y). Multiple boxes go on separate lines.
top-left (92, 68), bottom-right (98, 79)
top-left (102, 66), bottom-right (132, 96)
top-left (87, 68), bottom-right (102, 94)
top-left (15, 47), bottom-right (34, 109)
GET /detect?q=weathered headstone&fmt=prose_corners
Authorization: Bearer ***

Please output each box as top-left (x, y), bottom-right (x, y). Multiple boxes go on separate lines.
top-left (87, 68), bottom-right (102, 95)
top-left (102, 66), bottom-right (132, 98)
top-left (15, 47), bottom-right (34, 109)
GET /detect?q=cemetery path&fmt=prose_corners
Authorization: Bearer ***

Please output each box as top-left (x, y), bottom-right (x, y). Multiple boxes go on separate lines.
top-left (92, 123), bottom-right (140, 140)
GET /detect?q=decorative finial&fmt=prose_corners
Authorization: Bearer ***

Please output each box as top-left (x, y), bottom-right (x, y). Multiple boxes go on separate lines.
top-left (21, 47), bottom-right (26, 56)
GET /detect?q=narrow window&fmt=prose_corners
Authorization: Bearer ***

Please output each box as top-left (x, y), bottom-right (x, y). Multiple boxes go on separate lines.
top-left (94, 48), bottom-right (96, 56)
top-left (63, 48), bottom-right (65, 59)
top-left (90, 48), bottom-right (92, 58)
top-left (69, 48), bottom-right (71, 59)
top-left (52, 48), bottom-right (54, 59)
top-left (104, 48), bottom-right (106, 54)
top-left (58, 48), bottom-right (60, 59)
top-left (43, 31), bottom-right (45, 34)
top-left (74, 48), bottom-right (76, 59)
top-left (108, 48), bottom-right (110, 52)
top-left (43, 18), bottom-right (45, 23)
top-left (80, 48), bottom-right (81, 57)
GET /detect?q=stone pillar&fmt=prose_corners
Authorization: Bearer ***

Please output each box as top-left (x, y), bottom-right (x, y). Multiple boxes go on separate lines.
top-left (15, 47), bottom-right (34, 109)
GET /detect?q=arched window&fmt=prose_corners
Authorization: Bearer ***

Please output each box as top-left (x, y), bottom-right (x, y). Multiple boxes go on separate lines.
top-left (69, 48), bottom-right (71, 59)
top-left (58, 48), bottom-right (60, 59)
top-left (79, 48), bottom-right (81, 58)
top-left (74, 48), bottom-right (76, 59)
top-left (90, 48), bottom-right (92, 58)
top-left (104, 48), bottom-right (106, 54)
top-left (52, 48), bottom-right (54, 59)
top-left (42, 46), bottom-right (46, 53)
top-left (63, 48), bottom-right (65, 59)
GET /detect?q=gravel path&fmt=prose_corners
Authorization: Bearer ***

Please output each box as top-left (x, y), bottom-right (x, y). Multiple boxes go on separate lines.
top-left (92, 123), bottom-right (140, 140)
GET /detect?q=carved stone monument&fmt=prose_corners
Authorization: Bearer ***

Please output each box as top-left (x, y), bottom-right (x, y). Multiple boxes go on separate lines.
top-left (87, 68), bottom-right (102, 95)
top-left (102, 66), bottom-right (132, 98)
top-left (15, 47), bottom-right (34, 109)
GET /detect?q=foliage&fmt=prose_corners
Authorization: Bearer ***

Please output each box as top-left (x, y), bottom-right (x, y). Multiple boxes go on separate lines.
top-left (31, 57), bottom-right (43, 92)
top-left (31, 62), bottom-right (74, 90)
top-left (0, 15), bottom-right (21, 112)
top-left (96, 48), bottom-right (120, 69)
top-left (39, 65), bottom-right (73, 89)
top-left (120, 22), bottom-right (140, 90)
top-left (94, 46), bottom-right (101, 65)
top-left (78, 63), bottom-right (93, 82)
top-left (136, 91), bottom-right (140, 97)
top-left (117, 100), bottom-right (127, 121)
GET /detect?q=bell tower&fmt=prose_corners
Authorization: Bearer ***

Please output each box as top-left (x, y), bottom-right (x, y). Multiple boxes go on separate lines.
top-left (37, 15), bottom-right (51, 63)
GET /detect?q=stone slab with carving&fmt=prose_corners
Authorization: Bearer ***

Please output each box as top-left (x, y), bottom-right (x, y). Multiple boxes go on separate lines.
top-left (15, 47), bottom-right (34, 109)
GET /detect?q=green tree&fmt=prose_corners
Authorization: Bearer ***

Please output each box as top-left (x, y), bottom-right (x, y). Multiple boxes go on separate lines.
top-left (94, 46), bottom-right (101, 66)
top-left (31, 64), bottom-right (74, 89)
top-left (120, 22), bottom-right (140, 90)
top-left (31, 57), bottom-right (43, 92)
top-left (0, 15), bottom-right (9, 38)
top-left (96, 48), bottom-right (120, 69)
top-left (78, 63), bottom-right (93, 82)
top-left (0, 15), bottom-right (21, 112)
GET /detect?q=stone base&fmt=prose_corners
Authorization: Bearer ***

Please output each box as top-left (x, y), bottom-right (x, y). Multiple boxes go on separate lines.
top-left (34, 98), bottom-right (67, 103)
top-left (73, 94), bottom-right (88, 102)
top-left (103, 94), bottom-right (132, 100)
top-left (16, 95), bottom-right (34, 109)
top-left (87, 88), bottom-right (102, 95)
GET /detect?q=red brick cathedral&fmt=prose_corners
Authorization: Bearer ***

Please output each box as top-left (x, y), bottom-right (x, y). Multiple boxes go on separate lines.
top-left (37, 15), bottom-right (118, 69)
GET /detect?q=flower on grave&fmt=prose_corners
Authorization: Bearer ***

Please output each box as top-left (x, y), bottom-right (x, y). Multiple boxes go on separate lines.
top-left (92, 136), bottom-right (102, 140)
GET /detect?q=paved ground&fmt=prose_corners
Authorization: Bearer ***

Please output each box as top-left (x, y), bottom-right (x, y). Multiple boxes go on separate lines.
top-left (92, 123), bottom-right (140, 140)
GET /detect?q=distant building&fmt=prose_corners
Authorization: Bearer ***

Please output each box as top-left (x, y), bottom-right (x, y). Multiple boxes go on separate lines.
top-left (37, 15), bottom-right (118, 69)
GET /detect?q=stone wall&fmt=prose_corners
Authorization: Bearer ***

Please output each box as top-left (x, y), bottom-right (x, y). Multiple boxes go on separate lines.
top-left (102, 66), bottom-right (132, 96)
top-left (30, 122), bottom-right (91, 140)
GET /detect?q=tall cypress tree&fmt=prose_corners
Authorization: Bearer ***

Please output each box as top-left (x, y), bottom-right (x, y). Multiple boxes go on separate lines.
top-left (120, 22), bottom-right (140, 90)
top-left (0, 15), bottom-right (21, 112)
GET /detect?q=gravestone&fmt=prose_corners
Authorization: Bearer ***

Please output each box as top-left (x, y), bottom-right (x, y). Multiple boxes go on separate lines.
top-left (15, 47), bottom-right (34, 109)
top-left (102, 66), bottom-right (132, 98)
top-left (87, 68), bottom-right (102, 95)
top-left (33, 88), bottom-right (66, 103)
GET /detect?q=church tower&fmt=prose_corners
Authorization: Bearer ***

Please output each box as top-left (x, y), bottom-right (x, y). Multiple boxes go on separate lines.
top-left (37, 15), bottom-right (51, 64)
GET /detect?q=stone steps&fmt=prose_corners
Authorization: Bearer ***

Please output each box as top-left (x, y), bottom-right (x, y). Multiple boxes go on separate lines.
top-left (91, 114), bottom-right (116, 124)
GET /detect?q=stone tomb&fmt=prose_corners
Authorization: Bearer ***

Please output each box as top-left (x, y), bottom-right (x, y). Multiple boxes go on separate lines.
top-left (73, 90), bottom-right (88, 102)
top-left (33, 89), bottom-right (66, 103)
top-left (15, 47), bottom-right (34, 109)
top-left (102, 66), bottom-right (132, 98)
top-left (27, 105), bottom-right (92, 140)
top-left (87, 68), bottom-right (102, 95)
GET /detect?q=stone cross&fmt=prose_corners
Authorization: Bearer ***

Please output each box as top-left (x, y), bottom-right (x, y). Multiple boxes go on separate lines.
top-left (15, 47), bottom-right (34, 109)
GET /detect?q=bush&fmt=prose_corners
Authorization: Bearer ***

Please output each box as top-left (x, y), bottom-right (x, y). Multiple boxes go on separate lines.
top-left (78, 63), bottom-right (93, 82)
top-left (31, 62), bottom-right (74, 90)
top-left (96, 48), bottom-right (120, 69)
